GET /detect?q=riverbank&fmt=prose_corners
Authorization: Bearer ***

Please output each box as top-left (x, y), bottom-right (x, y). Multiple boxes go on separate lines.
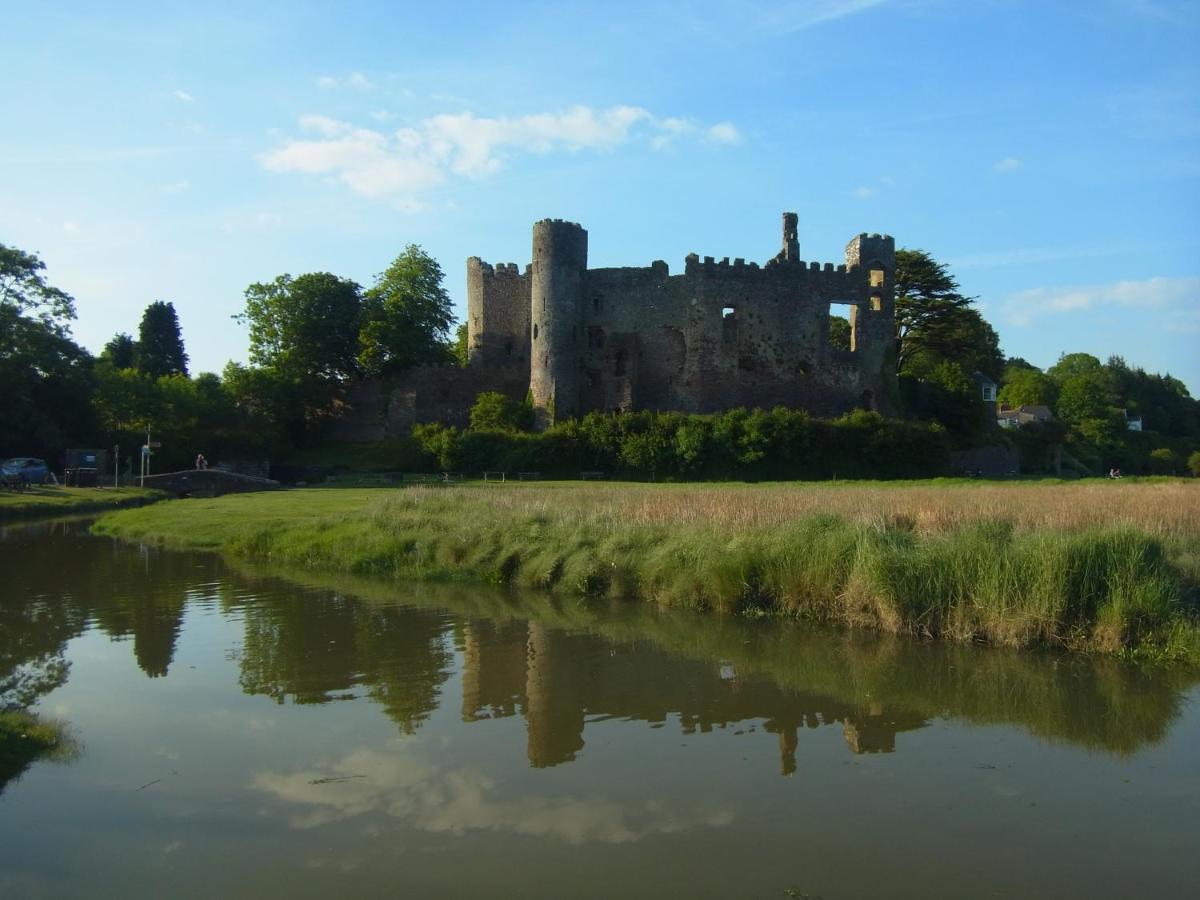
top-left (0, 711), bottom-right (74, 795)
top-left (93, 480), bottom-right (1200, 663)
top-left (0, 486), bottom-right (163, 521)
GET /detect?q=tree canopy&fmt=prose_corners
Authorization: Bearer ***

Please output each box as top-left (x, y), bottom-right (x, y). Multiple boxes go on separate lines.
top-left (101, 332), bottom-right (137, 369)
top-left (893, 249), bottom-right (992, 376)
top-left (237, 273), bottom-right (364, 382)
top-left (358, 245), bottom-right (456, 377)
top-left (136, 301), bottom-right (188, 378)
top-left (0, 243), bottom-right (96, 458)
top-left (0, 244), bottom-right (76, 335)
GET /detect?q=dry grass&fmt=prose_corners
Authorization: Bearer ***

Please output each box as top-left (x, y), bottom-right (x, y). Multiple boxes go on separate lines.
top-left (391, 479), bottom-right (1200, 537)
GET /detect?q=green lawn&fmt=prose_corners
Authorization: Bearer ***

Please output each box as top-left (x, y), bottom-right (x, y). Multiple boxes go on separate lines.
top-left (0, 485), bottom-right (163, 519)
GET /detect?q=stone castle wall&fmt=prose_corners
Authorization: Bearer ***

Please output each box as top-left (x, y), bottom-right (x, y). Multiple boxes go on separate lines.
top-left (469, 213), bottom-right (897, 427)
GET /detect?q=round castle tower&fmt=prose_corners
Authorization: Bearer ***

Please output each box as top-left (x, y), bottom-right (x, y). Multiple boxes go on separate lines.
top-left (530, 219), bottom-right (588, 429)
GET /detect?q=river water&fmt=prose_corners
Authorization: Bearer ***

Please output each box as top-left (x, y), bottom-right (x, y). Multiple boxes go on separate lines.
top-left (1, 520), bottom-right (1198, 898)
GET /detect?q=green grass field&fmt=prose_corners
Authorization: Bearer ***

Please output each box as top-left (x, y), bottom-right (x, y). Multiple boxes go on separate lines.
top-left (93, 479), bottom-right (1200, 664)
top-left (0, 486), bottom-right (163, 520)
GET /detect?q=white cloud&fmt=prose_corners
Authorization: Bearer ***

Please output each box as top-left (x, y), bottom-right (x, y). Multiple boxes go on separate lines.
top-left (998, 275), bottom-right (1200, 327)
top-left (262, 104), bottom-right (741, 200)
top-left (316, 75), bottom-right (338, 89)
top-left (853, 185), bottom-right (876, 199)
top-left (163, 180), bottom-right (190, 194)
top-left (707, 122), bottom-right (741, 144)
top-left (993, 156), bottom-right (1022, 173)
top-left (172, 89), bottom-right (195, 103)
top-left (253, 748), bottom-right (733, 843)
top-left (62, 221), bottom-right (80, 234)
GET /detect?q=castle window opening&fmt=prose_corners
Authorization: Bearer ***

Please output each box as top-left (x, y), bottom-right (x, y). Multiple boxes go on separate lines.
top-left (587, 326), bottom-right (606, 349)
top-left (592, 294), bottom-right (603, 312)
top-left (828, 304), bottom-right (853, 352)
top-left (614, 349), bottom-right (627, 377)
top-left (869, 268), bottom-right (885, 288)
top-left (722, 306), bottom-right (738, 345)
top-left (504, 340), bottom-right (513, 358)
top-left (533, 324), bottom-right (539, 340)
top-left (870, 293), bottom-right (882, 312)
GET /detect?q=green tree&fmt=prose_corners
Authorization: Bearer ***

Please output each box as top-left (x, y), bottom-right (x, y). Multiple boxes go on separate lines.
top-left (829, 315), bottom-right (851, 352)
top-left (998, 367), bottom-right (1057, 409)
top-left (1188, 450), bottom-right (1200, 477)
top-left (0, 243), bottom-right (76, 332)
top-left (469, 391), bottom-right (533, 432)
top-left (101, 332), bottom-right (137, 369)
top-left (237, 273), bottom-right (363, 382)
top-left (1148, 448), bottom-right (1179, 475)
top-left (893, 249), bottom-right (980, 374)
top-left (452, 322), bottom-right (469, 366)
top-left (1056, 371), bottom-right (1121, 423)
top-left (1048, 352), bottom-right (1105, 382)
top-left (136, 301), bottom-right (188, 378)
top-left (0, 244), bottom-right (97, 458)
top-left (357, 245), bottom-right (456, 377)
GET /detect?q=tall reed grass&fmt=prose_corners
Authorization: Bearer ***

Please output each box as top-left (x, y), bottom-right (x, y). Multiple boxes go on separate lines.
top-left (93, 480), bottom-right (1200, 663)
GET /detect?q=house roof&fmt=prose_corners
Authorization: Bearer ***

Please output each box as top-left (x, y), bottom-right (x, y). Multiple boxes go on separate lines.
top-left (997, 404), bottom-right (1054, 424)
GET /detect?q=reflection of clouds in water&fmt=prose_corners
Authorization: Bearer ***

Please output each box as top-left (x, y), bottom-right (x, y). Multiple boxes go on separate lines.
top-left (254, 748), bottom-right (733, 844)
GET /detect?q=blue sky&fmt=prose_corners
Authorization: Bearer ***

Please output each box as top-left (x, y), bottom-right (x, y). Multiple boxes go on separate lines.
top-left (3, 1), bottom-right (1198, 391)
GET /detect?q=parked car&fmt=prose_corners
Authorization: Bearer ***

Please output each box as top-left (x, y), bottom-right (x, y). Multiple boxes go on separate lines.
top-left (1, 457), bottom-right (51, 485)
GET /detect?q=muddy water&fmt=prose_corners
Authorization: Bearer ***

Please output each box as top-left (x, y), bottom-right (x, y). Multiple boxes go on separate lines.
top-left (1, 520), bottom-right (1198, 898)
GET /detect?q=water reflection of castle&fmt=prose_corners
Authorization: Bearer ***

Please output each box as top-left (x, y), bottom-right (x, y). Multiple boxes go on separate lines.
top-left (460, 620), bottom-right (927, 773)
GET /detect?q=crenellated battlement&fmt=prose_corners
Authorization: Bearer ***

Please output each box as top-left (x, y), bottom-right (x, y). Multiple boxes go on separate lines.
top-left (469, 258), bottom-right (527, 279)
top-left (535, 217), bottom-right (585, 230)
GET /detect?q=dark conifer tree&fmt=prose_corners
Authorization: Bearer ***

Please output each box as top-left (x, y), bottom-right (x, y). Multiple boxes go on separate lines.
top-left (136, 301), bottom-right (188, 378)
top-left (101, 332), bottom-right (137, 369)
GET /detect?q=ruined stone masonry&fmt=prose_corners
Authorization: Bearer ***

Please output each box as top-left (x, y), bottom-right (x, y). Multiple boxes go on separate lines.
top-left (331, 213), bottom-right (897, 440)
top-left (468, 212), bottom-right (897, 429)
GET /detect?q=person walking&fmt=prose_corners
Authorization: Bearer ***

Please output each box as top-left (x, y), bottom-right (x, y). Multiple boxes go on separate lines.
top-left (195, 453), bottom-right (207, 470)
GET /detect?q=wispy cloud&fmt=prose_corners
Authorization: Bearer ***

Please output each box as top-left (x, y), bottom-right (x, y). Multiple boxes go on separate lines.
top-left (262, 105), bottom-right (741, 200)
top-left (993, 156), bottom-right (1021, 173)
top-left (853, 185), bottom-right (876, 199)
top-left (998, 275), bottom-right (1200, 326)
top-left (172, 89), bottom-right (195, 103)
top-left (753, 0), bottom-right (894, 31)
top-left (315, 72), bottom-right (375, 91)
top-left (162, 180), bottom-right (190, 194)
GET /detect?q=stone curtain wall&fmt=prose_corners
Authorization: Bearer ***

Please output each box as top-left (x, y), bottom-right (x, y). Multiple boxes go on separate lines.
top-left (467, 213), bottom-right (896, 427)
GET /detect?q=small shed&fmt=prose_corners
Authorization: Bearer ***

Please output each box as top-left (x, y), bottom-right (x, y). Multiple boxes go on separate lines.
top-left (64, 448), bottom-right (109, 486)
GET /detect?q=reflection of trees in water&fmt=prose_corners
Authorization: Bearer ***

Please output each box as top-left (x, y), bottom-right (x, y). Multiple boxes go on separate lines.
top-left (1, 521), bottom-right (197, 684)
top-left (230, 587), bottom-right (453, 736)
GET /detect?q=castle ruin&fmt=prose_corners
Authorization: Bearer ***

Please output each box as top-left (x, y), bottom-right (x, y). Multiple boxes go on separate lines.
top-left (468, 212), bottom-right (897, 428)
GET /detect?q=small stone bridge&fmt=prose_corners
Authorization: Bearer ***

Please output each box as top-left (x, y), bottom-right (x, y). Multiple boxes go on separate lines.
top-left (142, 469), bottom-right (283, 498)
